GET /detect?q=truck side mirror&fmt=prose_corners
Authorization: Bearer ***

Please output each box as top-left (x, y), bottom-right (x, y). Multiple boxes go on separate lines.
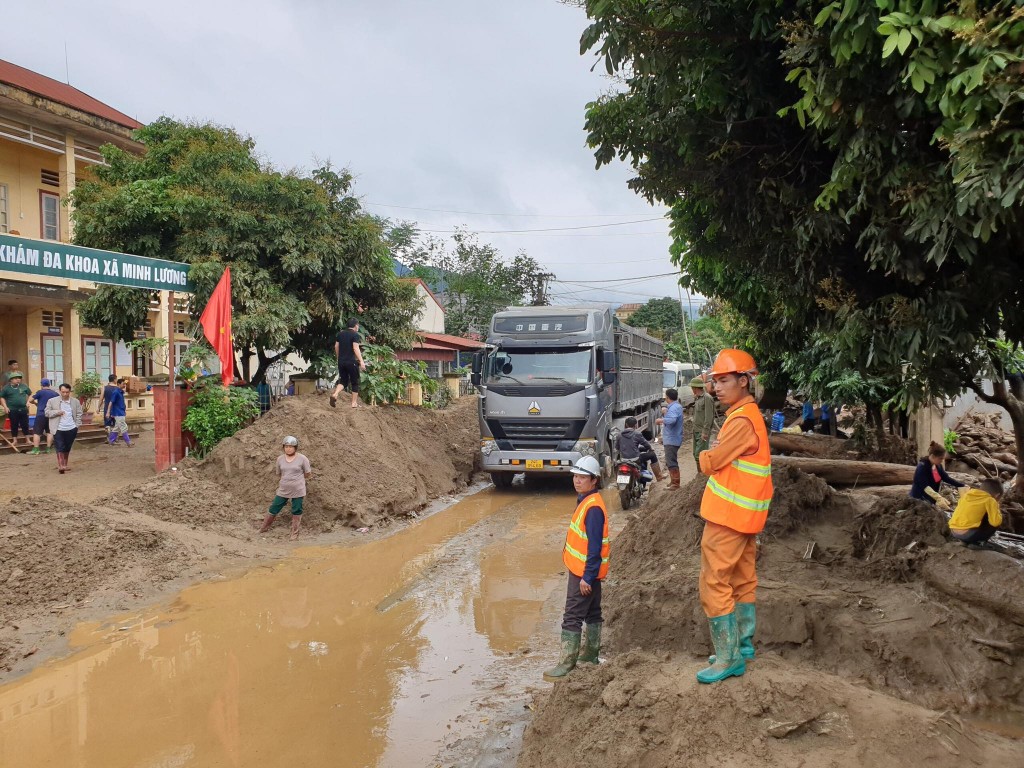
top-left (471, 351), bottom-right (483, 387)
top-left (600, 349), bottom-right (616, 386)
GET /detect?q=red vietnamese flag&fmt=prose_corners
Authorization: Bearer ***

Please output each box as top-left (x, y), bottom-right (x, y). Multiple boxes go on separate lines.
top-left (199, 267), bottom-right (234, 386)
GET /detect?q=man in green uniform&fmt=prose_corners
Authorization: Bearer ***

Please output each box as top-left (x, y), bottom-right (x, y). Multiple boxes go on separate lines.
top-left (1, 372), bottom-right (33, 450)
top-left (691, 376), bottom-right (716, 470)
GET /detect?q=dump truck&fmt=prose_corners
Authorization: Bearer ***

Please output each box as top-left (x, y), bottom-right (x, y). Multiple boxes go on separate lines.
top-left (471, 306), bottom-right (666, 487)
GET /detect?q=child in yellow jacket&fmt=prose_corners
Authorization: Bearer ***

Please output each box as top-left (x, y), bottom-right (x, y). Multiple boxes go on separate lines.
top-left (948, 479), bottom-right (1003, 547)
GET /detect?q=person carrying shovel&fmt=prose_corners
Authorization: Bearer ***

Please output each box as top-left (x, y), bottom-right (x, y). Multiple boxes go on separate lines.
top-left (695, 349), bottom-right (773, 684)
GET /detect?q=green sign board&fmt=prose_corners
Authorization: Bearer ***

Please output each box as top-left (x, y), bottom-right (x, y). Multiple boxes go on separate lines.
top-left (0, 234), bottom-right (192, 292)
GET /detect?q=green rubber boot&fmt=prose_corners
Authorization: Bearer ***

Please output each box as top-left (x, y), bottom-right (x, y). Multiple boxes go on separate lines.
top-left (543, 630), bottom-right (581, 682)
top-left (696, 613), bottom-right (745, 684)
top-left (578, 622), bottom-right (602, 665)
top-left (708, 602), bottom-right (756, 663)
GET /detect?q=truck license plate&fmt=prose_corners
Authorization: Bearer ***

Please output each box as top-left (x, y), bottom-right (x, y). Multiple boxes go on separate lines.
top-left (526, 459), bottom-right (543, 469)
top-left (617, 474), bottom-right (631, 485)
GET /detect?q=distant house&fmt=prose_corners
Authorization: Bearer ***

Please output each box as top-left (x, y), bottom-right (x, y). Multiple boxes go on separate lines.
top-left (399, 277), bottom-right (445, 334)
top-left (615, 303), bottom-right (644, 323)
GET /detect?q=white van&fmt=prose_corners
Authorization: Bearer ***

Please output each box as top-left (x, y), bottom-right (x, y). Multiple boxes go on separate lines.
top-left (663, 361), bottom-right (702, 406)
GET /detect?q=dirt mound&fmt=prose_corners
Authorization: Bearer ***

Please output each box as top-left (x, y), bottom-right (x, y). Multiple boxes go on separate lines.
top-left (103, 395), bottom-right (481, 533)
top-left (518, 653), bottom-right (1023, 768)
top-left (851, 496), bottom-right (949, 580)
top-left (0, 496), bottom-right (190, 672)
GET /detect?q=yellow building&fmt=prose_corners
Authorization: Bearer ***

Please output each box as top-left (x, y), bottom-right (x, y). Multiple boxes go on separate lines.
top-left (0, 59), bottom-right (190, 418)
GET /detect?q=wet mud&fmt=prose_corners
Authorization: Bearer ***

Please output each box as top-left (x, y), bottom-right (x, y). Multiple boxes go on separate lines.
top-left (0, 478), bottom-right (595, 768)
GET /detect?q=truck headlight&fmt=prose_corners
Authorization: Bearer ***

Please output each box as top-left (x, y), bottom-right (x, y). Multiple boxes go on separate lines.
top-left (481, 439), bottom-right (496, 456)
top-left (572, 440), bottom-right (597, 457)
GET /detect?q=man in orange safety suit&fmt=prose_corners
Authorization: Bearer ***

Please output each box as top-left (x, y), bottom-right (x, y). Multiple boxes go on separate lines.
top-left (695, 349), bottom-right (773, 684)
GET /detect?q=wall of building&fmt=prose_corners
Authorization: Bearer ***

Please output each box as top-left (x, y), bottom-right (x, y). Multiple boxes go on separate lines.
top-left (413, 283), bottom-right (445, 333)
top-left (0, 140), bottom-right (60, 239)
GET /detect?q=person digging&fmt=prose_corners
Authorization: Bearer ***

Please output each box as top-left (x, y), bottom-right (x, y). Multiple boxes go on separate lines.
top-left (260, 436), bottom-right (312, 540)
top-left (695, 349), bottom-right (773, 684)
top-left (543, 455), bottom-right (609, 682)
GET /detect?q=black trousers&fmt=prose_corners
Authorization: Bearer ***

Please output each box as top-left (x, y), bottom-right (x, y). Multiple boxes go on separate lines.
top-left (951, 513), bottom-right (998, 544)
top-left (636, 450), bottom-right (658, 470)
top-left (561, 573), bottom-right (603, 633)
top-left (54, 427), bottom-right (77, 454)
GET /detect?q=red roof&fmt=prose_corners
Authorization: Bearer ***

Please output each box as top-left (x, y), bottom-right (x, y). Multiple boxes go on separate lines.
top-left (419, 332), bottom-right (485, 350)
top-left (0, 59), bottom-right (143, 130)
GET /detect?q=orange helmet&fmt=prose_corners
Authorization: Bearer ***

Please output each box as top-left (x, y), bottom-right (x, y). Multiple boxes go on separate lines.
top-left (710, 349), bottom-right (758, 377)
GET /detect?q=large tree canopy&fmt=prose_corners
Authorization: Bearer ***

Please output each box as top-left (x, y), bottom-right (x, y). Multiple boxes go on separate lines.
top-left (627, 297), bottom-right (684, 338)
top-left (580, 0), bottom-right (1024, 477)
top-left (72, 118), bottom-right (419, 383)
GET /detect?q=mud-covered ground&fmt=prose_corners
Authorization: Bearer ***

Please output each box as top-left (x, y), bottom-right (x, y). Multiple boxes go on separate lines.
top-left (519, 470), bottom-right (1024, 767)
top-left (0, 395), bottom-right (481, 681)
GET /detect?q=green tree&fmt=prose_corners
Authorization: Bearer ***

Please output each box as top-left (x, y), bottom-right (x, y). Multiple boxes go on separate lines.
top-left (627, 297), bottom-right (683, 338)
top-left (408, 230), bottom-right (546, 338)
top-left (71, 118), bottom-right (419, 384)
top-left (579, 0), bottom-right (1024, 481)
top-left (666, 315), bottom-right (738, 366)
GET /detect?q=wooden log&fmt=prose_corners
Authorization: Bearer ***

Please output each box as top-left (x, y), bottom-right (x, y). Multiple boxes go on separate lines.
top-left (769, 432), bottom-right (851, 458)
top-left (772, 456), bottom-right (916, 486)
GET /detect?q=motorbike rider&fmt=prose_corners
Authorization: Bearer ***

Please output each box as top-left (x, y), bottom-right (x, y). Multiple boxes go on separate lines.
top-left (617, 416), bottom-right (664, 481)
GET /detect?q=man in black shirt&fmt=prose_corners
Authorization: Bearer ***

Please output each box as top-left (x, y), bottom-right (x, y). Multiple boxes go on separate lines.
top-left (617, 416), bottom-right (664, 481)
top-left (330, 318), bottom-right (366, 408)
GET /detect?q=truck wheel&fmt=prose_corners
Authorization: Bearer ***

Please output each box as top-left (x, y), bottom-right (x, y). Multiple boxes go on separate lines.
top-left (490, 472), bottom-right (513, 488)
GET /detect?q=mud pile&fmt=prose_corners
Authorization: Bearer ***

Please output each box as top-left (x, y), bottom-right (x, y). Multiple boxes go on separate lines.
top-left (519, 652), bottom-right (1023, 768)
top-left (0, 497), bottom-right (191, 672)
top-left (520, 467), bottom-right (1024, 766)
top-left (103, 395), bottom-right (481, 533)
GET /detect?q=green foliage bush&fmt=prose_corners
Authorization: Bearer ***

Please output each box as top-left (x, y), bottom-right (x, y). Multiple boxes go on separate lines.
top-left (182, 380), bottom-right (260, 456)
top-left (358, 343), bottom-right (438, 405)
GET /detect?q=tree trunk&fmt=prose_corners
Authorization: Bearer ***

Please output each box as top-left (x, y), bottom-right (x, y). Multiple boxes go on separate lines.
top-left (240, 349), bottom-right (252, 383)
top-left (251, 349), bottom-right (289, 387)
top-left (866, 402), bottom-right (884, 440)
top-left (769, 432), bottom-right (850, 458)
top-left (772, 456), bottom-right (916, 486)
top-left (968, 377), bottom-right (1024, 495)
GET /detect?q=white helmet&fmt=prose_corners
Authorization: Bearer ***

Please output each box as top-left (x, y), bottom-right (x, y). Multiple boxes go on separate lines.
top-left (570, 455), bottom-right (601, 477)
top-left (282, 436), bottom-right (299, 447)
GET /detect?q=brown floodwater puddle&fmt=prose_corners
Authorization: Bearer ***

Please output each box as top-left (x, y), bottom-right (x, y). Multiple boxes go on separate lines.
top-left (0, 482), bottom-right (597, 768)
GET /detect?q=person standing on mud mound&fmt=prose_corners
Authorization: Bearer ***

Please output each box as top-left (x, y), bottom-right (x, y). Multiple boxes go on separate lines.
top-left (656, 388), bottom-right (683, 488)
top-left (695, 349), bottom-right (773, 685)
top-left (543, 455), bottom-right (609, 682)
top-left (691, 377), bottom-right (716, 470)
top-left (330, 318), bottom-right (366, 409)
top-left (260, 436), bottom-right (312, 540)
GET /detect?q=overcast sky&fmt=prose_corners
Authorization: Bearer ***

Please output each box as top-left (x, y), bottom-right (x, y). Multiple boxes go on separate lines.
top-left (7, 0), bottom-right (700, 309)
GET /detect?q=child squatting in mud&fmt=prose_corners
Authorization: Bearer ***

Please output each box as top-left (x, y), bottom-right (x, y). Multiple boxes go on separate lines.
top-left (260, 435), bottom-right (312, 540)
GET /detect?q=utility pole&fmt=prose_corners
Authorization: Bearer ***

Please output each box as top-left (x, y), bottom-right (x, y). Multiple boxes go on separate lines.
top-left (676, 283), bottom-right (693, 363)
top-left (533, 272), bottom-right (555, 305)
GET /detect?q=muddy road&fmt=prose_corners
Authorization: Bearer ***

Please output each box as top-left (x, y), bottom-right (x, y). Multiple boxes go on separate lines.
top-left (0, 476), bottom-right (605, 768)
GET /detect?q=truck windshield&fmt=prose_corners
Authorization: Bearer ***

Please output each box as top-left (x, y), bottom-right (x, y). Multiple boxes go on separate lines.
top-left (486, 348), bottom-right (593, 384)
top-left (663, 370), bottom-right (677, 388)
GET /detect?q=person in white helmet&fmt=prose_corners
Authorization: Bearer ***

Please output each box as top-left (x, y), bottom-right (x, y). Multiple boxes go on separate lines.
top-left (543, 455), bottom-right (610, 681)
top-left (260, 435), bottom-right (312, 540)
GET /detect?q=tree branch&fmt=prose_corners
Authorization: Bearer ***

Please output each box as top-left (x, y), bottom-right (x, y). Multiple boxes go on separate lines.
top-left (967, 379), bottom-right (1004, 405)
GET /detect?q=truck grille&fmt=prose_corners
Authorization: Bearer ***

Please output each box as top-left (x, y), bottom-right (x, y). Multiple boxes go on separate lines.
top-left (486, 419), bottom-right (584, 451)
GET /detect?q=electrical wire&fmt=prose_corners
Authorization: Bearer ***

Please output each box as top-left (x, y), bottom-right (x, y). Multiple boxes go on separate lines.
top-left (550, 271), bottom-right (679, 284)
top-left (366, 202), bottom-right (665, 218)
top-left (415, 217), bottom-right (665, 234)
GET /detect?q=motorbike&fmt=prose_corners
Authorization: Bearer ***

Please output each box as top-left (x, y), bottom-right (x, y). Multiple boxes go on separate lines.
top-left (616, 458), bottom-right (654, 510)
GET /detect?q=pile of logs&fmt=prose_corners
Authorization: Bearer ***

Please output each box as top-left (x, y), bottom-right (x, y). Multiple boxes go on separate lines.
top-left (952, 412), bottom-right (1020, 482)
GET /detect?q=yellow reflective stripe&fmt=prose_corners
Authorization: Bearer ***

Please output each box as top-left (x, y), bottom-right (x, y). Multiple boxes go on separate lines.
top-left (569, 520), bottom-right (586, 538)
top-left (732, 458), bottom-right (771, 477)
top-left (707, 476), bottom-right (771, 512)
top-left (564, 541), bottom-right (587, 562)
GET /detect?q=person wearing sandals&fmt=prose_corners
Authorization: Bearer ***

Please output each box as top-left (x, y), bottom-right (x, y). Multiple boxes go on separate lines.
top-left (44, 383), bottom-right (82, 474)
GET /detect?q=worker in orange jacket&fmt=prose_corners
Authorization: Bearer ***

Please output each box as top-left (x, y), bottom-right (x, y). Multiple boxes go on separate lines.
top-left (695, 349), bottom-right (773, 684)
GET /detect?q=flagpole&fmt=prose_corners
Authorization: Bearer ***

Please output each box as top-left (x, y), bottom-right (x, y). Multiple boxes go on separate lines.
top-left (167, 289), bottom-right (177, 463)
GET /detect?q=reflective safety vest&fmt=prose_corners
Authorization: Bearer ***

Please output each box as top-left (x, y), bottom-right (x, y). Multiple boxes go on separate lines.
top-left (563, 492), bottom-right (610, 580)
top-left (700, 401), bottom-right (773, 534)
